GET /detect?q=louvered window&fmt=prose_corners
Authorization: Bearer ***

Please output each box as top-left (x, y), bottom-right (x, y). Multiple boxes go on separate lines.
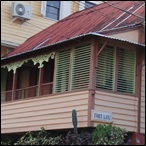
top-left (96, 46), bottom-right (136, 94)
top-left (71, 45), bottom-right (91, 90)
top-left (117, 48), bottom-right (136, 94)
top-left (54, 49), bottom-right (70, 93)
top-left (96, 46), bottom-right (115, 90)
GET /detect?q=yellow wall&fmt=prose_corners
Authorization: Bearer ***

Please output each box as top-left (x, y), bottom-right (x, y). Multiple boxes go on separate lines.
top-left (1, 1), bottom-right (56, 45)
top-left (1, 1), bottom-right (102, 46)
top-left (1, 91), bottom-right (89, 133)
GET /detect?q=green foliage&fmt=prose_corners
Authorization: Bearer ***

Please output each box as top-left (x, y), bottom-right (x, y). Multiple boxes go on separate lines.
top-left (72, 109), bottom-right (78, 134)
top-left (63, 131), bottom-right (92, 145)
top-left (1, 141), bottom-right (11, 145)
top-left (92, 123), bottom-right (128, 145)
top-left (14, 127), bottom-right (63, 145)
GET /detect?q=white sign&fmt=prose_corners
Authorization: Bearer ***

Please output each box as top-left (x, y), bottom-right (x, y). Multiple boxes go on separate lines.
top-left (91, 110), bottom-right (112, 122)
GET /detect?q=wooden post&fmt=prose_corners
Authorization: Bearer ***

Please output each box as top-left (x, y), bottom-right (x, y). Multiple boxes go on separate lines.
top-left (88, 38), bottom-right (98, 127)
top-left (38, 67), bottom-right (43, 96)
top-left (12, 70), bottom-right (17, 101)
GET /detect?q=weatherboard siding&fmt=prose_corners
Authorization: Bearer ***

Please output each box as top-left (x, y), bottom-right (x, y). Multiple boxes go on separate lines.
top-left (1, 1), bottom-right (81, 45)
top-left (140, 62), bottom-right (145, 133)
top-left (94, 91), bottom-right (138, 132)
top-left (1, 1), bottom-right (56, 45)
top-left (1, 91), bottom-right (89, 133)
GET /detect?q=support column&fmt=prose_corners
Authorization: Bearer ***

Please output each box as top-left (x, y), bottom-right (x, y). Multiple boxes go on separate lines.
top-left (88, 38), bottom-right (98, 127)
top-left (38, 67), bottom-right (44, 96)
top-left (12, 70), bottom-right (18, 101)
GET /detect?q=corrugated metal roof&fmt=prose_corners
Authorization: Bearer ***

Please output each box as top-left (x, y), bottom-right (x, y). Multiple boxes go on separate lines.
top-left (4, 1), bottom-right (145, 59)
top-left (1, 32), bottom-right (145, 60)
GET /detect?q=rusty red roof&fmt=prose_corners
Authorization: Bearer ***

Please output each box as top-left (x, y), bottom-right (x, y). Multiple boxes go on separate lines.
top-left (4, 1), bottom-right (145, 58)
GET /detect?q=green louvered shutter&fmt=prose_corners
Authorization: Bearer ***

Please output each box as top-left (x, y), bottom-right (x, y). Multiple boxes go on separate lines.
top-left (54, 49), bottom-right (70, 93)
top-left (117, 48), bottom-right (136, 94)
top-left (96, 46), bottom-right (115, 90)
top-left (71, 45), bottom-right (91, 90)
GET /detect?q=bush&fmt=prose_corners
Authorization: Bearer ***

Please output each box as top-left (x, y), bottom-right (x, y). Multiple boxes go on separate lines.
top-left (63, 131), bottom-right (92, 145)
top-left (92, 123), bottom-right (128, 145)
top-left (1, 141), bottom-right (11, 145)
top-left (14, 127), bottom-right (63, 145)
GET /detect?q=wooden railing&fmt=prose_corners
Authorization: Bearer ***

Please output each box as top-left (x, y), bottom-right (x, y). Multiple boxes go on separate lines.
top-left (15, 85), bottom-right (39, 100)
top-left (1, 90), bottom-right (12, 102)
top-left (1, 82), bottom-right (53, 102)
top-left (41, 82), bottom-right (53, 95)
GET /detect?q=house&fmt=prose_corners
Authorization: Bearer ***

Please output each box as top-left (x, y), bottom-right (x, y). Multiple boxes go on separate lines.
top-left (1, 1), bottom-right (102, 57)
top-left (1, 1), bottom-right (145, 145)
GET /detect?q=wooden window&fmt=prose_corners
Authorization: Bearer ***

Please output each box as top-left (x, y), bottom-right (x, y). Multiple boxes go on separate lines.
top-left (96, 46), bottom-right (136, 94)
top-left (41, 1), bottom-right (71, 20)
top-left (54, 49), bottom-right (70, 93)
top-left (46, 1), bottom-right (60, 20)
top-left (96, 46), bottom-right (115, 90)
top-left (71, 45), bottom-right (91, 90)
top-left (117, 48), bottom-right (136, 94)
top-left (85, 1), bottom-right (95, 9)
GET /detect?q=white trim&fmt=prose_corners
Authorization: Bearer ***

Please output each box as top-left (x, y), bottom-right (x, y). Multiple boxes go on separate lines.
top-left (41, 1), bottom-right (71, 20)
top-left (79, 1), bottom-right (85, 10)
top-left (88, 1), bottom-right (103, 5)
top-left (60, 1), bottom-right (71, 19)
top-left (1, 40), bottom-right (19, 48)
top-left (41, 1), bottom-right (47, 16)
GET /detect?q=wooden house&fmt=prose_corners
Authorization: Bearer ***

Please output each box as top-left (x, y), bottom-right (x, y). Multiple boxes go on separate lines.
top-left (1, 1), bottom-right (102, 57)
top-left (1, 1), bottom-right (145, 145)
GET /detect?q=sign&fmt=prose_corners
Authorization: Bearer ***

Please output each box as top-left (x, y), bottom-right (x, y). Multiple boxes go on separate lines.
top-left (91, 110), bottom-right (112, 122)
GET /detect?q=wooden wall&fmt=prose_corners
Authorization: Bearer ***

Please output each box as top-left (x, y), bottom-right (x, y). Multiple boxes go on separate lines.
top-left (94, 91), bottom-right (138, 132)
top-left (1, 91), bottom-right (89, 133)
top-left (1, 1), bottom-right (57, 45)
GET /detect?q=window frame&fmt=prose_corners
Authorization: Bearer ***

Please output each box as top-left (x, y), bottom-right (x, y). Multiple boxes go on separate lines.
top-left (96, 45), bottom-right (136, 95)
top-left (45, 1), bottom-right (60, 20)
top-left (41, 1), bottom-right (71, 21)
top-left (85, 1), bottom-right (95, 9)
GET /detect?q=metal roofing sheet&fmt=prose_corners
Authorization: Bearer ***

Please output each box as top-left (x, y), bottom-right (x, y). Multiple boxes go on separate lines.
top-left (4, 1), bottom-right (145, 59)
top-left (1, 32), bottom-right (145, 60)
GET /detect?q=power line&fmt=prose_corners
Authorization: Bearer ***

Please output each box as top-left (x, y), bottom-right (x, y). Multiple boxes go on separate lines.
top-left (102, 1), bottom-right (145, 19)
top-left (59, 1), bottom-right (119, 23)
top-left (1, 1), bottom-right (145, 52)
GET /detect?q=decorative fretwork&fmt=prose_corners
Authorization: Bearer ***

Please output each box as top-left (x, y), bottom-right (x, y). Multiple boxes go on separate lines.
top-left (1, 52), bottom-right (55, 73)
top-left (2, 60), bottom-right (28, 74)
top-left (32, 52), bottom-right (55, 68)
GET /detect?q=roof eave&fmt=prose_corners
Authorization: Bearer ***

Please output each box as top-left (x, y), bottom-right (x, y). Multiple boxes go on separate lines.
top-left (1, 32), bottom-right (145, 62)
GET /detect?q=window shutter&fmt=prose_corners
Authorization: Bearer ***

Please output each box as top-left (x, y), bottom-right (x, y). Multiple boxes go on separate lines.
top-left (60, 1), bottom-right (71, 19)
top-left (54, 49), bottom-right (70, 93)
top-left (71, 45), bottom-right (91, 90)
top-left (41, 1), bottom-right (47, 16)
top-left (117, 48), bottom-right (136, 94)
top-left (96, 46), bottom-right (115, 90)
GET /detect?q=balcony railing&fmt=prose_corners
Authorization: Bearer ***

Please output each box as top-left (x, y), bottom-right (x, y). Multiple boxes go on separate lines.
top-left (41, 82), bottom-right (53, 95)
top-left (1, 82), bottom-right (53, 102)
top-left (1, 90), bottom-right (12, 102)
top-left (15, 85), bottom-right (39, 100)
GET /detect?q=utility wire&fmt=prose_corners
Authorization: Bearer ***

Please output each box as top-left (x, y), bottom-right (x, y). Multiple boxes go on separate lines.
top-left (1, 1), bottom-right (145, 50)
top-left (102, 1), bottom-right (145, 19)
